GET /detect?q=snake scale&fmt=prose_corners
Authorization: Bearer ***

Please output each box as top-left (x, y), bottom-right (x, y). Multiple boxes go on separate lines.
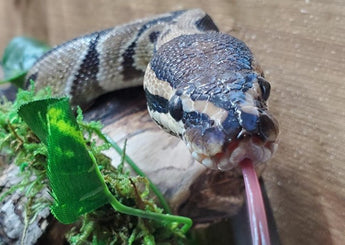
top-left (25, 9), bottom-right (279, 219)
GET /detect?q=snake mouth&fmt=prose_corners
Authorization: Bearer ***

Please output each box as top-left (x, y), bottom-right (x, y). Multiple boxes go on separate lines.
top-left (184, 106), bottom-right (279, 170)
top-left (188, 136), bottom-right (278, 171)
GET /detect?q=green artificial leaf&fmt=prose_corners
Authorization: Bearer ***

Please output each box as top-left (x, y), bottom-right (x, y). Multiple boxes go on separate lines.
top-left (46, 99), bottom-right (109, 223)
top-left (1, 36), bottom-right (50, 87)
top-left (19, 98), bottom-right (109, 223)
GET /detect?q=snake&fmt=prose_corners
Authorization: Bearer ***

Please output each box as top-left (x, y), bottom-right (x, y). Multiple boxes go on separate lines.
top-left (25, 9), bottom-right (279, 172)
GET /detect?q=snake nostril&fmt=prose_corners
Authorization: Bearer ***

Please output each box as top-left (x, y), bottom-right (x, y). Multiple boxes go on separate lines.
top-left (257, 113), bottom-right (278, 142)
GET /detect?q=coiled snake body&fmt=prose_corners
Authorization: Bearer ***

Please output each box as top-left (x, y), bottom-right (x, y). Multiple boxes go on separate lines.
top-left (26, 9), bottom-right (279, 172)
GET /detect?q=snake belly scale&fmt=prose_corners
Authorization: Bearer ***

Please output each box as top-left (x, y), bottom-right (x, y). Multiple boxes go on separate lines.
top-left (26, 9), bottom-right (279, 172)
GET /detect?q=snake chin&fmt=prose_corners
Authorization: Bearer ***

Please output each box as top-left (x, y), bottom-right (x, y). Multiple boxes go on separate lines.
top-left (223, 138), bottom-right (277, 171)
top-left (189, 137), bottom-right (278, 171)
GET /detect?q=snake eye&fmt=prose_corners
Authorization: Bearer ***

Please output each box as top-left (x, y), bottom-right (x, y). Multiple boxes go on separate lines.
top-left (169, 95), bottom-right (183, 121)
top-left (258, 77), bottom-right (271, 101)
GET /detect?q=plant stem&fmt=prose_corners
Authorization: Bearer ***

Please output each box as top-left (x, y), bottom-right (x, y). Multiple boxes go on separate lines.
top-left (240, 158), bottom-right (270, 245)
top-left (105, 188), bottom-right (192, 234)
top-left (90, 149), bottom-right (192, 234)
top-left (92, 127), bottom-right (172, 214)
top-left (83, 126), bottom-right (192, 233)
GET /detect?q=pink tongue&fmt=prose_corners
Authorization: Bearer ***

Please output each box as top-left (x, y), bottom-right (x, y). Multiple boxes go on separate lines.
top-left (240, 158), bottom-right (270, 245)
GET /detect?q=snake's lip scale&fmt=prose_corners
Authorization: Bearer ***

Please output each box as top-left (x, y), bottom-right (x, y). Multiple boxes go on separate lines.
top-left (188, 136), bottom-right (278, 171)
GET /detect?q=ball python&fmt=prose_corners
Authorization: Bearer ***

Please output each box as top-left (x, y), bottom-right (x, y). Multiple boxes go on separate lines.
top-left (25, 9), bottom-right (279, 173)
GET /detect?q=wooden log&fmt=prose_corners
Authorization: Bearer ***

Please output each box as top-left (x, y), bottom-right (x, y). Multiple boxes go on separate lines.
top-left (0, 164), bottom-right (69, 245)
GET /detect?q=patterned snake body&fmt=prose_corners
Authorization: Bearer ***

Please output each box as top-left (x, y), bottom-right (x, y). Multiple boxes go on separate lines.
top-left (26, 9), bottom-right (279, 172)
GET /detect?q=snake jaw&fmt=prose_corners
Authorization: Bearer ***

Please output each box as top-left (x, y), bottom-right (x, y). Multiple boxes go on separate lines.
top-left (185, 121), bottom-right (278, 171)
top-left (188, 137), bottom-right (277, 171)
top-left (228, 137), bottom-right (277, 169)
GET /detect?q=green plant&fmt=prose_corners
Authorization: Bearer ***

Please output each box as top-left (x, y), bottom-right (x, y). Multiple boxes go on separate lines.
top-left (0, 86), bottom-right (192, 244)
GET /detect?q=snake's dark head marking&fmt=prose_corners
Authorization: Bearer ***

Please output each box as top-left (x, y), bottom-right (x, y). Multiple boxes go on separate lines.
top-left (145, 32), bottom-right (279, 170)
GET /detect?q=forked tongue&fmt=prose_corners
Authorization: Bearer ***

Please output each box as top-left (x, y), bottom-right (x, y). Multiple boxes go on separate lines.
top-left (240, 158), bottom-right (270, 245)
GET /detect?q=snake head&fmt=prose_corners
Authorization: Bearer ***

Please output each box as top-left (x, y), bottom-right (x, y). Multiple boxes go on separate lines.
top-left (145, 32), bottom-right (279, 171)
